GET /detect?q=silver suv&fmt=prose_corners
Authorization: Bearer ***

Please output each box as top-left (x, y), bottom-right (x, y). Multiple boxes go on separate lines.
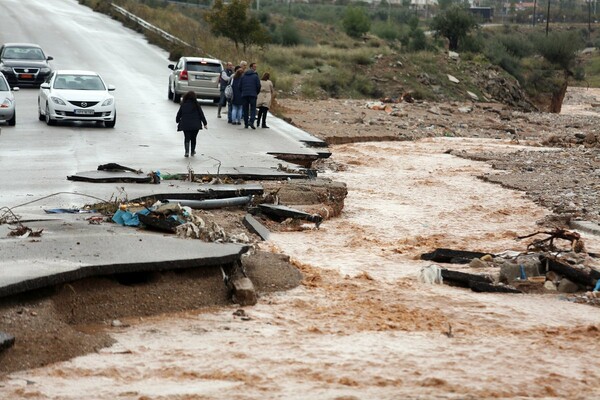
top-left (168, 57), bottom-right (223, 103)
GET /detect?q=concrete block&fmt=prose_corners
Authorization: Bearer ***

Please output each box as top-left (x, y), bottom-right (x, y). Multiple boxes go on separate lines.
top-left (500, 262), bottom-right (541, 283)
top-left (558, 278), bottom-right (579, 293)
top-left (232, 277), bottom-right (257, 306)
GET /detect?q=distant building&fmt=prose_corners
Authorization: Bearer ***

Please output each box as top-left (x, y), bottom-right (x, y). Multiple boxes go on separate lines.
top-left (469, 6), bottom-right (494, 21)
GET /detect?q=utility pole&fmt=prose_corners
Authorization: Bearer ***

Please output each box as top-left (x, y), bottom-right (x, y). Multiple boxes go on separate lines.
top-left (533, 0), bottom-right (537, 26)
top-left (546, 0), bottom-right (550, 37)
top-left (589, 0), bottom-right (592, 40)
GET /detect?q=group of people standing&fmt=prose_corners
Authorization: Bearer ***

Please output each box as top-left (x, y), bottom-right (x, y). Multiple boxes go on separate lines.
top-left (175, 60), bottom-right (273, 157)
top-left (218, 60), bottom-right (274, 129)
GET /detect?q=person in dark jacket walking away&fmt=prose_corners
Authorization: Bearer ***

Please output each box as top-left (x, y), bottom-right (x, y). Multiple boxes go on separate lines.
top-left (176, 91), bottom-right (207, 157)
top-left (240, 62), bottom-right (261, 129)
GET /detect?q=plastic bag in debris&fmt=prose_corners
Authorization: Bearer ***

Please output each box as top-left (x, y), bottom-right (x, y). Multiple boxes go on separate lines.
top-left (112, 208), bottom-right (151, 227)
top-left (594, 280), bottom-right (600, 292)
top-left (418, 264), bottom-right (443, 284)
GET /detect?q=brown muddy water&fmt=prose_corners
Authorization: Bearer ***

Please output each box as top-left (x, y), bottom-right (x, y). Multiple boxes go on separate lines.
top-left (2, 90), bottom-right (600, 399)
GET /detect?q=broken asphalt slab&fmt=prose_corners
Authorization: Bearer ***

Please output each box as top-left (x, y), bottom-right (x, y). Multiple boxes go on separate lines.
top-left (258, 204), bottom-right (323, 226)
top-left (67, 167), bottom-right (312, 183)
top-left (0, 218), bottom-right (249, 298)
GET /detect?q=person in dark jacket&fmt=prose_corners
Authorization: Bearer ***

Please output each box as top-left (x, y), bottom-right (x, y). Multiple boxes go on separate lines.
top-left (239, 62), bottom-right (261, 129)
top-left (176, 91), bottom-right (207, 157)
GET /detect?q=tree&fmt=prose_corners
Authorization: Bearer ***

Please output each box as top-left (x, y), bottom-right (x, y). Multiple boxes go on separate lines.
top-left (342, 7), bottom-right (371, 38)
top-left (205, 0), bottom-right (269, 52)
top-left (534, 31), bottom-right (584, 113)
top-left (430, 5), bottom-right (478, 51)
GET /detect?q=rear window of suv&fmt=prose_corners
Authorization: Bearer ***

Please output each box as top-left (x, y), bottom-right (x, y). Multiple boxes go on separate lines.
top-left (187, 62), bottom-right (221, 73)
top-left (2, 47), bottom-right (45, 60)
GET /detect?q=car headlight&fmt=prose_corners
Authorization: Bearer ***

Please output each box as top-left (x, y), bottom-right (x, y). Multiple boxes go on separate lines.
top-left (40, 67), bottom-right (51, 74)
top-left (0, 65), bottom-right (11, 73)
top-left (101, 98), bottom-right (114, 106)
top-left (50, 96), bottom-right (66, 105)
top-left (0, 98), bottom-right (13, 108)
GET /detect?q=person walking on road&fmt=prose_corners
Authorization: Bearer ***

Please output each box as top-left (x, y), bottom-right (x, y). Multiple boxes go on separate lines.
top-left (257, 72), bottom-right (274, 129)
top-left (176, 91), bottom-right (207, 157)
top-left (218, 61), bottom-right (233, 121)
top-left (240, 62), bottom-right (261, 129)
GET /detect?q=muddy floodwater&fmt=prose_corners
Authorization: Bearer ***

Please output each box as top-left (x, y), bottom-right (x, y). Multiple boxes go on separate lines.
top-left (3, 92), bottom-right (600, 399)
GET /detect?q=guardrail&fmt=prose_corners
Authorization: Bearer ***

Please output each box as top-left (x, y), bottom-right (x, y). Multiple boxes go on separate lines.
top-left (110, 3), bottom-right (202, 53)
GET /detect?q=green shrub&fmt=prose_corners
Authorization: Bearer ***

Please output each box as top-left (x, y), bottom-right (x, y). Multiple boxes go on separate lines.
top-left (342, 7), bottom-right (371, 38)
top-left (274, 74), bottom-right (295, 93)
top-left (371, 21), bottom-right (402, 41)
top-left (409, 28), bottom-right (429, 52)
top-left (497, 33), bottom-right (534, 58)
top-left (484, 41), bottom-right (522, 81)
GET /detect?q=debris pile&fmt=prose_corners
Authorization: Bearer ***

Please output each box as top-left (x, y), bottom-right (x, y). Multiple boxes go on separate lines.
top-left (420, 229), bottom-right (600, 303)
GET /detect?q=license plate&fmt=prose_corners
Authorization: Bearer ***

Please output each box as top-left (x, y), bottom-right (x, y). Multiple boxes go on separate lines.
top-left (195, 75), bottom-right (211, 80)
top-left (20, 74), bottom-right (33, 79)
top-left (75, 109), bottom-right (94, 115)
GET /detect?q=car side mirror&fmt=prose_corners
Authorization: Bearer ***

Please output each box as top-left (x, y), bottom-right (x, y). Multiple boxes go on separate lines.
top-left (107, 84), bottom-right (116, 91)
top-left (40, 83), bottom-right (50, 89)
top-left (12, 87), bottom-right (19, 92)
top-left (168, 64), bottom-right (174, 70)
top-left (47, 56), bottom-right (53, 61)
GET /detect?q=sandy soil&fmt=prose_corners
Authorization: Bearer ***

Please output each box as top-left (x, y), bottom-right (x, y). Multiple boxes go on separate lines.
top-left (2, 89), bottom-right (600, 399)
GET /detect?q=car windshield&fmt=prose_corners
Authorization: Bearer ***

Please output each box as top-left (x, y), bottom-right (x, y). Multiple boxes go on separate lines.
top-left (187, 62), bottom-right (221, 73)
top-left (2, 47), bottom-right (45, 60)
top-left (54, 75), bottom-right (105, 90)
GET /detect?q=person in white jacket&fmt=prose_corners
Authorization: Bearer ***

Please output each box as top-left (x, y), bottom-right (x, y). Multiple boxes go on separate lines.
top-left (256, 72), bottom-right (274, 128)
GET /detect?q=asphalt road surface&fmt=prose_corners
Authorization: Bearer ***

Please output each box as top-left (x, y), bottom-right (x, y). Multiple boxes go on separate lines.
top-left (0, 0), bottom-right (318, 213)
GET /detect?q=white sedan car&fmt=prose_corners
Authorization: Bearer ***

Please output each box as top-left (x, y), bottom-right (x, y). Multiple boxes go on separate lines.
top-left (38, 70), bottom-right (116, 127)
top-left (0, 72), bottom-right (18, 126)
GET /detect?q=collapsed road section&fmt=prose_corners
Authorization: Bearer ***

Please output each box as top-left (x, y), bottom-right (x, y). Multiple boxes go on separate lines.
top-left (0, 218), bottom-right (249, 299)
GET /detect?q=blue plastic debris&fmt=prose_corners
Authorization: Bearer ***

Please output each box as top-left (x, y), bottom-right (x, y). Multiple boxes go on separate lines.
top-left (594, 280), bottom-right (600, 292)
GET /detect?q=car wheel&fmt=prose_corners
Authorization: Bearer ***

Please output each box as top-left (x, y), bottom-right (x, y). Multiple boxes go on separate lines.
top-left (8, 112), bottom-right (15, 126)
top-left (38, 103), bottom-right (45, 121)
top-left (173, 91), bottom-right (181, 103)
top-left (168, 84), bottom-right (174, 100)
top-left (45, 103), bottom-right (56, 126)
top-left (105, 112), bottom-right (116, 128)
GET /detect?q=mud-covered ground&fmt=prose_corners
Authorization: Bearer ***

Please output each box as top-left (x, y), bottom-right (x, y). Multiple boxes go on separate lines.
top-left (2, 87), bottom-right (600, 399)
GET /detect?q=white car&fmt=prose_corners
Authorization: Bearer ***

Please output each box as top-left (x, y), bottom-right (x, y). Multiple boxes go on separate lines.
top-left (38, 70), bottom-right (116, 127)
top-left (0, 72), bottom-right (18, 126)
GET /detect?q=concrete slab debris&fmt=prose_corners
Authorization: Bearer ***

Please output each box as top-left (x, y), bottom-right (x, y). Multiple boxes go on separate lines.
top-left (570, 220), bottom-right (600, 236)
top-left (0, 219), bottom-right (249, 298)
top-left (165, 196), bottom-right (252, 209)
top-left (441, 269), bottom-right (493, 288)
top-left (243, 214), bottom-right (270, 241)
top-left (232, 277), bottom-right (257, 306)
top-left (67, 170), bottom-right (153, 183)
top-left (128, 184), bottom-right (264, 204)
top-left (421, 248), bottom-right (492, 264)
top-left (258, 204), bottom-right (323, 227)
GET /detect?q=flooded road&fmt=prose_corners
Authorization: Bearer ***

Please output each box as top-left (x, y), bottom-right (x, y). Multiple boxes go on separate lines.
top-left (3, 133), bottom-right (600, 399)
